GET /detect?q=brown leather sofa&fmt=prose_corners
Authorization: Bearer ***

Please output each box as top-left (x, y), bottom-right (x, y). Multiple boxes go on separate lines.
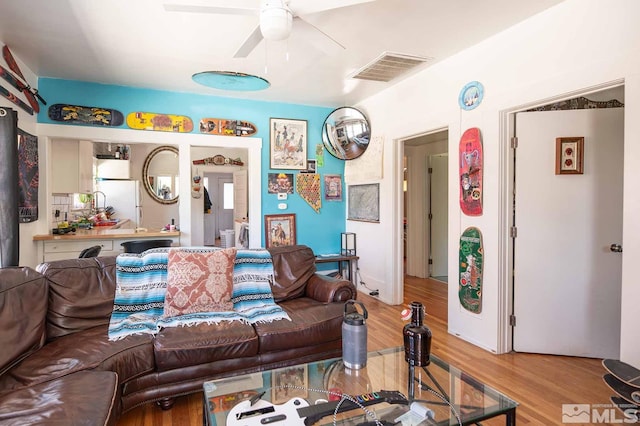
top-left (0, 245), bottom-right (356, 425)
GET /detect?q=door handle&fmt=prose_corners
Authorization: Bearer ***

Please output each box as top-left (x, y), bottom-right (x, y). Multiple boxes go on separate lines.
top-left (610, 244), bottom-right (623, 253)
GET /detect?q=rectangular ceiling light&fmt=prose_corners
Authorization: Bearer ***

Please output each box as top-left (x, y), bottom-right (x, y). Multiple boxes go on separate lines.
top-left (350, 52), bottom-right (432, 82)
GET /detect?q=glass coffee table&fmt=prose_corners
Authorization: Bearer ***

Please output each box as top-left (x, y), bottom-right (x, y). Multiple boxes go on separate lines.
top-left (203, 346), bottom-right (518, 425)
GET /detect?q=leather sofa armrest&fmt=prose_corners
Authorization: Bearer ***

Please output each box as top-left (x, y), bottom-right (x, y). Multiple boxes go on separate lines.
top-left (305, 274), bottom-right (356, 303)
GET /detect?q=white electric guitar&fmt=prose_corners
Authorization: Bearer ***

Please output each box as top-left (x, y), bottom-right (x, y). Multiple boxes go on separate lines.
top-left (227, 390), bottom-right (407, 426)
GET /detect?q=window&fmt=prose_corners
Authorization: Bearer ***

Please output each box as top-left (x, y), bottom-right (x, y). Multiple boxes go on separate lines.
top-left (223, 182), bottom-right (234, 209)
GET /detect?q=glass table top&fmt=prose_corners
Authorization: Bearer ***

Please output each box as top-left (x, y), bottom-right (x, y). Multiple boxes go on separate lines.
top-left (203, 346), bottom-right (518, 426)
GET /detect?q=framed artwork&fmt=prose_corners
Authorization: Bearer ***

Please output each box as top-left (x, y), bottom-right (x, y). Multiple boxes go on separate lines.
top-left (267, 173), bottom-right (294, 194)
top-left (271, 365), bottom-right (308, 404)
top-left (347, 183), bottom-right (379, 222)
top-left (264, 213), bottom-right (296, 248)
top-left (270, 118), bottom-right (307, 170)
top-left (324, 174), bottom-right (343, 201)
top-left (300, 159), bottom-right (317, 174)
top-left (555, 137), bottom-right (584, 175)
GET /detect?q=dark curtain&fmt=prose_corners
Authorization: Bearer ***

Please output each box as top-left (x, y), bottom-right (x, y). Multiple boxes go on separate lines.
top-left (0, 107), bottom-right (19, 267)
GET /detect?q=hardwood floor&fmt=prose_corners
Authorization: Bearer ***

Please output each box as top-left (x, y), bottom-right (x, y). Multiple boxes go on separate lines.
top-left (118, 276), bottom-right (612, 425)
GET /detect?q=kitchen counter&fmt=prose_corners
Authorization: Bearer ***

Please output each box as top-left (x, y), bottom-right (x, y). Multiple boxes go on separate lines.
top-left (33, 228), bottom-right (180, 241)
top-left (33, 227), bottom-right (181, 263)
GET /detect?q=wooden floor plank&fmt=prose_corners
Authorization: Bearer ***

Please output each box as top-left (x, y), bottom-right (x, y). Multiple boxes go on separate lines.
top-left (118, 276), bottom-right (611, 425)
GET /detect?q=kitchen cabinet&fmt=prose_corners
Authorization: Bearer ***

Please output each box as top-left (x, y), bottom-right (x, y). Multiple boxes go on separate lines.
top-left (51, 139), bottom-right (94, 194)
top-left (34, 230), bottom-right (181, 263)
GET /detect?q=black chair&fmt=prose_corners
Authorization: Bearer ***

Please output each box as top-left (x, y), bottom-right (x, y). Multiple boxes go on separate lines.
top-left (120, 239), bottom-right (173, 254)
top-left (78, 245), bottom-right (102, 258)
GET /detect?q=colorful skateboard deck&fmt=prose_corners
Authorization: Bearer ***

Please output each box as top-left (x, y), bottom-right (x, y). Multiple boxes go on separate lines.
top-left (127, 112), bottom-right (193, 133)
top-left (604, 374), bottom-right (640, 405)
top-left (0, 83), bottom-right (33, 115)
top-left (459, 227), bottom-right (483, 314)
top-left (459, 127), bottom-right (483, 216)
top-left (199, 118), bottom-right (257, 137)
top-left (48, 104), bottom-right (124, 126)
top-left (603, 359), bottom-right (640, 388)
top-left (610, 396), bottom-right (639, 421)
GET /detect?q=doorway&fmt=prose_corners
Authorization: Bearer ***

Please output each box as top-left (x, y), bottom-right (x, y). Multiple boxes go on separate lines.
top-left (203, 172), bottom-right (233, 246)
top-left (511, 87), bottom-right (624, 358)
top-left (403, 130), bottom-right (448, 282)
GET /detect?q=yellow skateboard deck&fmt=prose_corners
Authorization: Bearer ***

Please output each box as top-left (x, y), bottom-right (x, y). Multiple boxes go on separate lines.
top-left (126, 111), bottom-right (193, 133)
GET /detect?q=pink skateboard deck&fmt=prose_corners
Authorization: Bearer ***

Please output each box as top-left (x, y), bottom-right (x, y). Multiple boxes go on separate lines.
top-left (459, 127), bottom-right (483, 216)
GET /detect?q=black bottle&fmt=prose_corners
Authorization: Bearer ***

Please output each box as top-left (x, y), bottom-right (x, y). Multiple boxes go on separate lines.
top-left (403, 301), bottom-right (432, 366)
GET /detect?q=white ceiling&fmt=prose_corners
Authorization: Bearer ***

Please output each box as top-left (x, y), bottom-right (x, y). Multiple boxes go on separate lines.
top-left (0, 0), bottom-right (564, 107)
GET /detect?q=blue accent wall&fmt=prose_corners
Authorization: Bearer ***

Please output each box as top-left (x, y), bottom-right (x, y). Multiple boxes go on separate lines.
top-left (38, 78), bottom-right (345, 254)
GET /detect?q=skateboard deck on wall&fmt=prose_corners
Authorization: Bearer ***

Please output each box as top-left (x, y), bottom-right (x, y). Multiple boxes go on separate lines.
top-left (604, 374), bottom-right (640, 405)
top-left (127, 111), bottom-right (194, 133)
top-left (603, 359), bottom-right (640, 388)
top-left (459, 227), bottom-right (483, 314)
top-left (459, 127), bottom-right (483, 216)
top-left (48, 104), bottom-right (124, 126)
top-left (199, 118), bottom-right (257, 137)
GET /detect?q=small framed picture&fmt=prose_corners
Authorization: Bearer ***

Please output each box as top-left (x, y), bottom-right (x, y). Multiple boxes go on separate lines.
top-left (270, 118), bottom-right (308, 170)
top-left (271, 365), bottom-right (308, 404)
top-left (324, 174), bottom-right (343, 201)
top-left (300, 159), bottom-right (317, 174)
top-left (264, 213), bottom-right (296, 248)
top-left (556, 137), bottom-right (584, 175)
top-left (267, 173), bottom-right (294, 194)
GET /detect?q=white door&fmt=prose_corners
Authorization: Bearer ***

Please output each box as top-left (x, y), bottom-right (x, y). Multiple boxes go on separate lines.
top-left (233, 170), bottom-right (248, 221)
top-left (429, 154), bottom-right (448, 278)
top-left (513, 108), bottom-right (623, 358)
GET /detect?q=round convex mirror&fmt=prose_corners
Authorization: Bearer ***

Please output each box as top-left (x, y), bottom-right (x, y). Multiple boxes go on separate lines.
top-left (322, 107), bottom-right (371, 160)
top-left (142, 145), bottom-right (179, 205)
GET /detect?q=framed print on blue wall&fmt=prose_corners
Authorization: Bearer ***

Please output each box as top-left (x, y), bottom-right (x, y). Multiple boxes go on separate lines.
top-left (270, 118), bottom-right (307, 170)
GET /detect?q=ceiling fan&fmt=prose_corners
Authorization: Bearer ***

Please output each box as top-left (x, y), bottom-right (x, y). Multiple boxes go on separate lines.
top-left (164, 0), bottom-right (375, 58)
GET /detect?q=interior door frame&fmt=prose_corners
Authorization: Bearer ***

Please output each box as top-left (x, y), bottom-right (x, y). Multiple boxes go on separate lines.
top-left (498, 79), bottom-right (625, 354)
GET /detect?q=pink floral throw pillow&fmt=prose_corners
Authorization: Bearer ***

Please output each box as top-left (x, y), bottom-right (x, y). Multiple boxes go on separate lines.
top-left (163, 248), bottom-right (237, 318)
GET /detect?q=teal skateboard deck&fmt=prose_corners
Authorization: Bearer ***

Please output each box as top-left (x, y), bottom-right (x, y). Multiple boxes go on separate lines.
top-left (459, 227), bottom-right (483, 314)
top-left (603, 359), bottom-right (640, 388)
top-left (604, 374), bottom-right (640, 405)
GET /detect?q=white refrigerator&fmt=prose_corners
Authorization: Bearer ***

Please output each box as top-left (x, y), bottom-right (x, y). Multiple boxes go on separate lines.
top-left (95, 180), bottom-right (143, 229)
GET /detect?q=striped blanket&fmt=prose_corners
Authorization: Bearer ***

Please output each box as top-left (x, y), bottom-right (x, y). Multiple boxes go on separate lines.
top-left (108, 248), bottom-right (290, 340)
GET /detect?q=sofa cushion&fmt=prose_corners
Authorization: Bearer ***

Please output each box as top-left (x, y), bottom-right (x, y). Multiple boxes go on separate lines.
top-left (153, 320), bottom-right (259, 371)
top-left (0, 325), bottom-right (153, 394)
top-left (36, 256), bottom-right (118, 341)
top-left (163, 247), bottom-right (237, 317)
top-left (267, 245), bottom-right (317, 302)
top-left (0, 370), bottom-right (119, 426)
top-left (252, 297), bottom-right (344, 352)
top-left (0, 267), bottom-right (47, 376)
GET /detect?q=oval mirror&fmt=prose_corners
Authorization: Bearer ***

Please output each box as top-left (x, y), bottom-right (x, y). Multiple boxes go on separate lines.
top-left (142, 145), bottom-right (179, 205)
top-left (322, 107), bottom-right (371, 160)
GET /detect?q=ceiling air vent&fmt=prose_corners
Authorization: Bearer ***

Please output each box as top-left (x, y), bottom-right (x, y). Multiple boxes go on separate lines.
top-left (350, 52), bottom-right (432, 82)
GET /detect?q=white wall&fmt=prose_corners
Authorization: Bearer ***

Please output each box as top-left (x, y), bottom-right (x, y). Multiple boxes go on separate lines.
top-left (353, 0), bottom-right (640, 364)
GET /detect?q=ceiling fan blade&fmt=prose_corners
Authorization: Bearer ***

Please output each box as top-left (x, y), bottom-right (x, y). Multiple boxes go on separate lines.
top-left (293, 17), bottom-right (344, 55)
top-left (163, 3), bottom-right (258, 16)
top-left (290, 0), bottom-right (375, 16)
top-left (233, 25), bottom-right (264, 58)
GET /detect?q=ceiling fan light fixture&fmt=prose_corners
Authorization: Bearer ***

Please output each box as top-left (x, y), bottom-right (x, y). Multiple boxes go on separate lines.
top-left (192, 71), bottom-right (270, 91)
top-left (260, 1), bottom-right (293, 41)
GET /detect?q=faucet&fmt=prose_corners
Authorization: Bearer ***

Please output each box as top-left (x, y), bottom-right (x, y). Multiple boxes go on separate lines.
top-left (92, 191), bottom-right (107, 214)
